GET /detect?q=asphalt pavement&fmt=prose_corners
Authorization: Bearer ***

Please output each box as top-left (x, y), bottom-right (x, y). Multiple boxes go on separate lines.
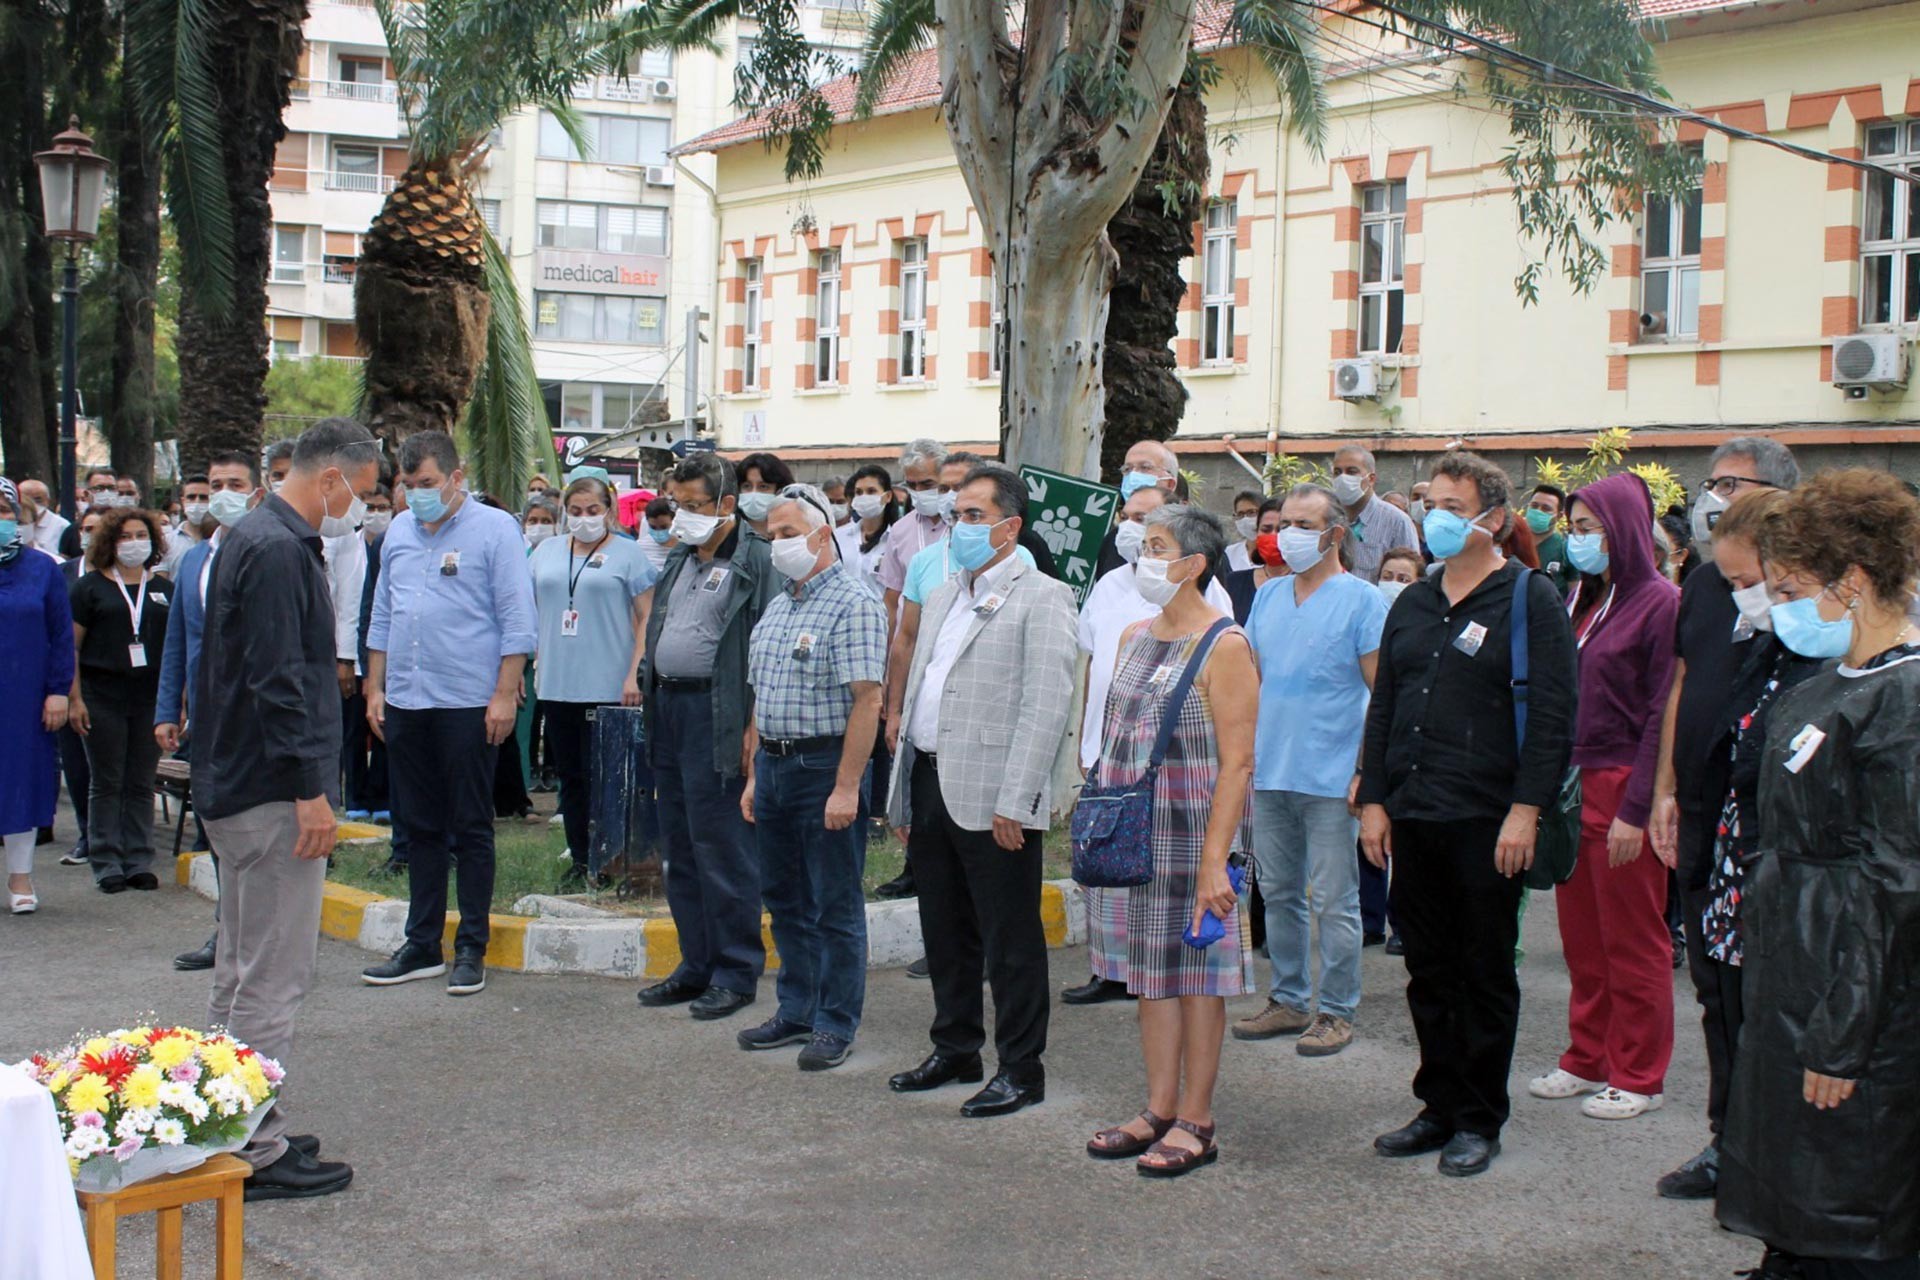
top-left (5, 811), bottom-right (1759, 1279)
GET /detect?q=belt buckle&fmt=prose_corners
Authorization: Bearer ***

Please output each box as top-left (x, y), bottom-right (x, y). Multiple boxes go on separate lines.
top-left (765, 737), bottom-right (791, 757)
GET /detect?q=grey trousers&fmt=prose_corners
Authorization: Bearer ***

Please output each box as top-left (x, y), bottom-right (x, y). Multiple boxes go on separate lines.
top-left (203, 801), bottom-right (327, 1170)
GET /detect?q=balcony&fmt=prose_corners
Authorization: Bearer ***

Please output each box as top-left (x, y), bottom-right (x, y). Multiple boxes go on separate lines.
top-left (305, 0), bottom-right (387, 46)
top-left (286, 79), bottom-right (404, 139)
top-left (266, 264), bottom-right (359, 321)
top-left (323, 170), bottom-right (396, 194)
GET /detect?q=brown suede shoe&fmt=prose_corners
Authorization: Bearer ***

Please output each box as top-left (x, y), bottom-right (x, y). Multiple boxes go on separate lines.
top-left (1230, 1000), bottom-right (1312, 1041)
top-left (1296, 1012), bottom-right (1354, 1057)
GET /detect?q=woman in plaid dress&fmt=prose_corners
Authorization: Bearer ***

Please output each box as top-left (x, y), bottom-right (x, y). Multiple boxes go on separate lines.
top-left (1085, 506), bottom-right (1258, 1177)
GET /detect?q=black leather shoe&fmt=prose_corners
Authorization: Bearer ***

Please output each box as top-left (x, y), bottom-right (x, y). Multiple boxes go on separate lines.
top-left (287, 1134), bottom-right (321, 1159)
top-left (98, 875), bottom-right (128, 894)
top-left (636, 978), bottom-right (706, 1008)
top-left (1373, 1114), bottom-right (1452, 1158)
top-left (361, 942), bottom-right (446, 986)
top-left (873, 873), bottom-right (916, 900)
top-left (1061, 977), bottom-right (1133, 1005)
top-left (689, 987), bottom-right (755, 1020)
top-left (959, 1071), bottom-right (1045, 1118)
top-left (126, 872), bottom-right (161, 891)
top-left (243, 1146), bottom-right (353, 1202)
top-left (1363, 931), bottom-right (1387, 947)
top-left (888, 1052), bottom-right (984, 1093)
top-left (1656, 1143), bottom-right (1719, 1200)
top-left (1383, 935), bottom-right (1405, 956)
top-left (447, 951), bottom-right (486, 996)
top-left (173, 936), bottom-right (217, 972)
top-left (905, 956), bottom-right (930, 980)
top-left (1438, 1131), bottom-right (1500, 1178)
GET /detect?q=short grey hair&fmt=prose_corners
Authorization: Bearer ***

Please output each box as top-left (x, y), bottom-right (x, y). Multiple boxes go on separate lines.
top-left (899, 438), bottom-right (949, 473)
top-left (1283, 483), bottom-right (1350, 533)
top-left (1710, 435), bottom-right (1800, 491)
top-left (1144, 502), bottom-right (1227, 589)
top-left (773, 482), bottom-right (832, 532)
top-left (262, 439), bottom-right (295, 469)
top-left (669, 452), bottom-right (735, 502)
top-left (397, 430), bottom-right (460, 478)
top-left (944, 450), bottom-right (987, 472)
top-left (291, 418), bottom-right (381, 475)
top-left (1131, 440), bottom-right (1179, 476)
top-left (522, 495), bottom-right (561, 523)
top-left (1333, 444), bottom-right (1378, 473)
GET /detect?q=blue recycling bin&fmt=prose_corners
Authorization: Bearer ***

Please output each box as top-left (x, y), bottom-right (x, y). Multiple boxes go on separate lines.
top-left (587, 705), bottom-right (659, 877)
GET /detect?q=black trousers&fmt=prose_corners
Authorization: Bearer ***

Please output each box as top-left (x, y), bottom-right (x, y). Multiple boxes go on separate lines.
top-left (386, 705), bottom-right (497, 956)
top-left (1390, 815), bottom-right (1524, 1139)
top-left (340, 689), bottom-right (388, 813)
top-left (492, 715), bottom-right (531, 817)
top-left (543, 700), bottom-right (596, 869)
top-left (59, 724), bottom-right (90, 854)
top-left (909, 755), bottom-right (1048, 1080)
top-left (1679, 810), bottom-right (1746, 1140)
top-left (82, 679), bottom-right (160, 881)
top-left (1799, 1258), bottom-right (1920, 1280)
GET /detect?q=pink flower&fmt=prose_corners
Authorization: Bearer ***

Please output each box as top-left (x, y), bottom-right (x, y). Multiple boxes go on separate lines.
top-left (113, 1136), bottom-right (144, 1161)
top-left (75, 1111), bottom-right (106, 1130)
top-left (170, 1062), bottom-right (201, 1084)
top-left (258, 1059), bottom-right (284, 1085)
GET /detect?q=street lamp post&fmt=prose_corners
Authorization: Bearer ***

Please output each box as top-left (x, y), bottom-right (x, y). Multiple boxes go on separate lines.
top-left (34, 117), bottom-right (109, 521)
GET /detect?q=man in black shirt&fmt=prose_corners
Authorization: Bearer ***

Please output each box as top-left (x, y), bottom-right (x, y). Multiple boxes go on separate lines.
top-left (1358, 451), bottom-right (1576, 1178)
top-left (1647, 436), bottom-right (1799, 1201)
top-left (195, 418), bottom-right (380, 1202)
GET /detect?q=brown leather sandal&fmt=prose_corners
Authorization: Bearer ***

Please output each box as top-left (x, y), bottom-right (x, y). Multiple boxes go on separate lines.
top-left (1137, 1119), bottom-right (1218, 1178)
top-left (1087, 1111), bottom-right (1173, 1160)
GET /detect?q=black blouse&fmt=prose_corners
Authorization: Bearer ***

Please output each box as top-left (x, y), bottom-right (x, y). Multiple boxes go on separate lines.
top-left (68, 568), bottom-right (170, 694)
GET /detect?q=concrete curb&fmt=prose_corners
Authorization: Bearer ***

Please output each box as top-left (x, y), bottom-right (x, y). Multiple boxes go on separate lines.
top-left (175, 851), bottom-right (1085, 980)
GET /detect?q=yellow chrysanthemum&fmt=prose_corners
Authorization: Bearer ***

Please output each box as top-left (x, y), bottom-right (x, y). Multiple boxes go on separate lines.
top-left (49, 1069), bottom-right (71, 1093)
top-left (121, 1064), bottom-right (164, 1110)
top-left (117, 1026), bottom-right (154, 1047)
top-left (81, 1037), bottom-right (112, 1060)
top-left (147, 1037), bottom-right (194, 1071)
top-left (68, 1156), bottom-right (81, 1179)
top-left (200, 1041), bottom-right (240, 1079)
top-left (65, 1074), bottom-right (110, 1115)
top-left (238, 1060), bottom-right (271, 1104)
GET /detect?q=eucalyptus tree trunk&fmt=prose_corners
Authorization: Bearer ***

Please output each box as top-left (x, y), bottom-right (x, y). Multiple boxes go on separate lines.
top-left (935, 0), bottom-right (1197, 476)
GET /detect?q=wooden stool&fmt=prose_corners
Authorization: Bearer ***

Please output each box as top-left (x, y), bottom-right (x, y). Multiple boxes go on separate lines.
top-left (75, 1153), bottom-right (247, 1280)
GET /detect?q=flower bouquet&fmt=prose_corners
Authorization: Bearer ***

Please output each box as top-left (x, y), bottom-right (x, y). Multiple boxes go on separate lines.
top-left (14, 1026), bottom-right (282, 1192)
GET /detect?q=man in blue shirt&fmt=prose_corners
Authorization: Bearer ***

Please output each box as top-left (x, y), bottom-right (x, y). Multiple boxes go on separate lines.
top-left (1234, 483), bottom-right (1386, 1057)
top-left (362, 431), bottom-right (536, 998)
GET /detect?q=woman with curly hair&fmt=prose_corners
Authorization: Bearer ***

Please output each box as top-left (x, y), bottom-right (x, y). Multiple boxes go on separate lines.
top-left (1717, 469), bottom-right (1920, 1280)
top-left (67, 506), bottom-right (170, 892)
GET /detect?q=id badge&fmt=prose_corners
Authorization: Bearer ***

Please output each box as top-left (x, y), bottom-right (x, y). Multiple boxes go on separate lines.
top-left (561, 610), bottom-right (580, 637)
top-left (1784, 724), bottom-right (1826, 775)
top-left (439, 549), bottom-right (462, 577)
top-left (973, 592), bottom-right (1006, 616)
top-left (793, 631), bottom-right (816, 661)
top-left (588, 553), bottom-right (606, 569)
top-left (1453, 621), bottom-right (1489, 657)
top-left (128, 643), bottom-right (148, 669)
top-left (1148, 663), bottom-right (1176, 688)
top-left (703, 566), bottom-right (729, 593)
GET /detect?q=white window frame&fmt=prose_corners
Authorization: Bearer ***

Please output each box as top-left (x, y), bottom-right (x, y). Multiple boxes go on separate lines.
top-left (988, 268), bottom-right (1005, 378)
top-left (1641, 174), bottom-right (1703, 340)
top-left (1357, 181), bottom-right (1406, 355)
top-left (272, 225), bottom-right (306, 283)
top-left (1201, 202), bottom-right (1236, 365)
top-left (899, 239), bottom-right (927, 381)
top-left (479, 199), bottom-right (502, 236)
top-left (534, 292), bottom-right (666, 346)
top-left (815, 249), bottom-right (841, 385)
top-left (328, 144), bottom-right (383, 193)
top-left (743, 259), bottom-right (764, 390)
top-left (1862, 121), bottom-right (1920, 329)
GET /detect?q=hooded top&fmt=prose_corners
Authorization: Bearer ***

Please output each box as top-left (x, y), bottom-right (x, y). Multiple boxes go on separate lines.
top-left (1565, 472), bottom-right (1680, 827)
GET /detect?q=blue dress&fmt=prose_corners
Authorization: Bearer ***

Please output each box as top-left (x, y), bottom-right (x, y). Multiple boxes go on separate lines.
top-left (0, 549), bottom-right (75, 833)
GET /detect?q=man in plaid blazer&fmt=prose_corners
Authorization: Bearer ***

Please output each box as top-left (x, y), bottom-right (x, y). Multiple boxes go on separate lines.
top-left (884, 463), bottom-right (1078, 1118)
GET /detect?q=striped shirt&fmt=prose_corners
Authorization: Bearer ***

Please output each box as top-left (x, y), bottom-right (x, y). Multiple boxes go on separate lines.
top-left (747, 562), bottom-right (887, 740)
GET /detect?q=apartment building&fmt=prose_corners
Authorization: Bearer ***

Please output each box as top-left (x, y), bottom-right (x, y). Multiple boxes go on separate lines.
top-left (266, 0), bottom-right (866, 467)
top-left (678, 0), bottom-right (1920, 480)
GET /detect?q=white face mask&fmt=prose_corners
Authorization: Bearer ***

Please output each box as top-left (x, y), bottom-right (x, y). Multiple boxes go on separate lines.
top-left (1114, 520), bottom-right (1147, 565)
top-left (1732, 581), bottom-right (1774, 632)
top-left (1133, 556), bottom-right (1185, 607)
top-left (183, 502), bottom-right (210, 526)
top-left (318, 484), bottom-right (366, 539)
top-left (669, 508), bottom-right (722, 546)
top-left (1278, 526), bottom-right (1329, 574)
top-left (116, 539), bottom-right (151, 568)
top-left (525, 524), bottom-right (555, 546)
top-left (1694, 488), bottom-right (1731, 548)
top-left (830, 503), bottom-right (850, 524)
top-left (111, 493), bottom-right (136, 509)
top-left (269, 479), bottom-right (286, 496)
top-left (1234, 516), bottom-right (1258, 541)
top-left (363, 511), bottom-right (391, 535)
top-left (1409, 499), bottom-right (1427, 524)
top-left (770, 532), bottom-right (821, 581)
top-left (852, 492), bottom-right (887, 521)
top-left (568, 513), bottom-right (607, 543)
top-left (910, 488), bottom-right (952, 519)
top-left (1378, 580), bottom-right (1409, 605)
top-left (1331, 474), bottom-right (1367, 507)
top-left (209, 489), bottom-right (253, 528)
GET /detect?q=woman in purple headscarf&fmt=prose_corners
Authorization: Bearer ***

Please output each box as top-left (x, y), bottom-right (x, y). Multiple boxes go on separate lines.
top-left (0, 476), bottom-right (75, 913)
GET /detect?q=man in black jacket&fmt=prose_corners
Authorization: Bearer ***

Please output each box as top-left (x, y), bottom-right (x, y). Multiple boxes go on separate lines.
top-left (195, 418), bottom-right (380, 1201)
top-left (1357, 450), bottom-right (1577, 1179)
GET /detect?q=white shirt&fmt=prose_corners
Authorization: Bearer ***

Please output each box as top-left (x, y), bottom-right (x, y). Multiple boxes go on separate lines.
top-left (907, 551), bottom-right (1020, 751)
top-left (322, 529), bottom-right (367, 670)
top-left (833, 520), bottom-right (886, 602)
top-left (1225, 541), bottom-right (1255, 574)
top-left (22, 508), bottom-right (68, 554)
top-left (1076, 563), bottom-right (1234, 769)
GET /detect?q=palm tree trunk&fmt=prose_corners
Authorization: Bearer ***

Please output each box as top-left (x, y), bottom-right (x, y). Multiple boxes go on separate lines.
top-left (174, 0), bottom-right (308, 474)
top-left (1098, 73), bottom-right (1207, 484)
top-left (109, 27), bottom-right (161, 495)
top-left (0, 5), bottom-right (58, 485)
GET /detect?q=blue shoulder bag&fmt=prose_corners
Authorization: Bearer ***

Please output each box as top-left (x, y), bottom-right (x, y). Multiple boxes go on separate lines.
top-left (1070, 617), bottom-right (1235, 889)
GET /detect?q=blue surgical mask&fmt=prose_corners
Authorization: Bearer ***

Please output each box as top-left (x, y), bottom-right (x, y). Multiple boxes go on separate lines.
top-left (1769, 595), bottom-right (1852, 659)
top-left (1119, 471), bottom-right (1160, 500)
top-left (737, 492), bottom-right (777, 523)
top-left (1566, 532), bottom-right (1610, 576)
top-left (949, 519), bottom-right (1004, 572)
top-left (647, 526), bottom-right (672, 545)
top-left (406, 485), bottom-right (450, 524)
top-left (1422, 508), bottom-right (1484, 561)
top-left (0, 519), bottom-right (15, 546)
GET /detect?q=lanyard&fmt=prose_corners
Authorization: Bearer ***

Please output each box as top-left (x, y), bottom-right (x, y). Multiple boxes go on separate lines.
top-left (567, 536), bottom-right (609, 610)
top-left (1573, 583), bottom-right (1617, 650)
top-left (112, 568), bottom-right (149, 637)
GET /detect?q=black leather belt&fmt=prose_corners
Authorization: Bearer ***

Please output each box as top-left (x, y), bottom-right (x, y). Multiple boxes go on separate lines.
top-left (760, 735), bottom-right (839, 758)
top-left (915, 750), bottom-right (938, 770)
top-left (655, 676), bottom-right (712, 692)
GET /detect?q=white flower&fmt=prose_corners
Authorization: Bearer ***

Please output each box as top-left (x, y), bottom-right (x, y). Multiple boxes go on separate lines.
top-left (114, 1113), bottom-right (144, 1142)
top-left (152, 1119), bottom-right (187, 1147)
top-left (180, 1094), bottom-right (210, 1123)
top-left (156, 1081), bottom-right (193, 1109)
top-left (65, 1127), bottom-right (109, 1159)
top-left (203, 1076), bottom-right (249, 1117)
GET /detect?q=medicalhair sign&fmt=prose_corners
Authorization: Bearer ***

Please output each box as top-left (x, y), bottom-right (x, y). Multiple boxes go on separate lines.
top-left (533, 250), bottom-right (670, 297)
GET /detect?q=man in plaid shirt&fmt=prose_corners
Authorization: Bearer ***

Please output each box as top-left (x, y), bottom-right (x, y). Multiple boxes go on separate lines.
top-left (738, 483), bottom-right (888, 1071)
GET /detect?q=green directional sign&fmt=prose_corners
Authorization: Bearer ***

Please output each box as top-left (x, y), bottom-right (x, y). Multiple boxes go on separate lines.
top-left (1017, 464), bottom-right (1119, 606)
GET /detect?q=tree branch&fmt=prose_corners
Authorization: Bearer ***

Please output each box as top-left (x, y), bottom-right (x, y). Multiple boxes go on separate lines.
top-left (934, 0), bottom-right (1014, 243)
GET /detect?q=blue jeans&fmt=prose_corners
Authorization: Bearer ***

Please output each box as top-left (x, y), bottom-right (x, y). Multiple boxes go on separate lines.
top-left (1253, 789), bottom-right (1362, 1020)
top-left (753, 746), bottom-right (868, 1040)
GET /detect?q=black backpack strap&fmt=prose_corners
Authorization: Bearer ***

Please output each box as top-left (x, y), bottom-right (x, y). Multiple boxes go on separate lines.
top-left (1148, 616), bottom-right (1236, 769)
top-left (1510, 567), bottom-right (1533, 750)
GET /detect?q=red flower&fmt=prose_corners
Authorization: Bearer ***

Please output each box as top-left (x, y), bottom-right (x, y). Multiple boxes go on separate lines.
top-left (148, 1027), bottom-right (184, 1043)
top-left (236, 1046), bottom-right (256, 1061)
top-left (77, 1045), bottom-right (138, 1089)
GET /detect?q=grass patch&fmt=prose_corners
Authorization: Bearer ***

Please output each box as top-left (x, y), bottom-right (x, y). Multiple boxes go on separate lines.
top-left (329, 817), bottom-right (1073, 917)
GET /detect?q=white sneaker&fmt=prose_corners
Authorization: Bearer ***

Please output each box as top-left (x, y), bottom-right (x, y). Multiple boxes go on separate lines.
top-left (1528, 1068), bottom-right (1606, 1100)
top-left (1581, 1087), bottom-right (1664, 1120)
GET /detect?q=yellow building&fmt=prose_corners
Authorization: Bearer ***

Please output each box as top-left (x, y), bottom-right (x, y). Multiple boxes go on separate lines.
top-left (679, 0), bottom-right (1920, 484)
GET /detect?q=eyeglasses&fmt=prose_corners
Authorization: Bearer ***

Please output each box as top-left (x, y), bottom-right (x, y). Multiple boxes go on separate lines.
top-left (1699, 475), bottom-right (1779, 499)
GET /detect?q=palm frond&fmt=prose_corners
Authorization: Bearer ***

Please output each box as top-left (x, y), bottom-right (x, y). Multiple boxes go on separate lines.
top-left (462, 225), bottom-right (559, 499)
top-left (1229, 0), bottom-right (1328, 153)
top-left (855, 0), bottom-right (935, 118)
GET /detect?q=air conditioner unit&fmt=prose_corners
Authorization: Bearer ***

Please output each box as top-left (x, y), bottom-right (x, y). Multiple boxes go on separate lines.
top-left (645, 165), bottom-right (676, 187)
top-left (1831, 332), bottom-right (1910, 391)
top-left (1333, 355), bottom-right (1380, 401)
top-left (651, 77), bottom-right (677, 100)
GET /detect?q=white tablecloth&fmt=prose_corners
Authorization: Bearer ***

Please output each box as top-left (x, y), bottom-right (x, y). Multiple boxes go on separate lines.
top-left (0, 1062), bottom-right (93, 1280)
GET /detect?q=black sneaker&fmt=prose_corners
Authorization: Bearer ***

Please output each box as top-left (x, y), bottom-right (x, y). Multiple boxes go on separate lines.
top-left (737, 1016), bottom-right (812, 1051)
top-left (126, 872), bottom-right (160, 891)
top-left (448, 952), bottom-right (486, 996)
top-left (906, 956), bottom-right (930, 980)
top-left (60, 845), bottom-right (88, 867)
top-left (798, 1033), bottom-right (852, 1071)
top-left (1656, 1144), bottom-right (1719, 1200)
top-left (361, 942), bottom-right (446, 986)
top-left (98, 875), bottom-right (128, 894)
